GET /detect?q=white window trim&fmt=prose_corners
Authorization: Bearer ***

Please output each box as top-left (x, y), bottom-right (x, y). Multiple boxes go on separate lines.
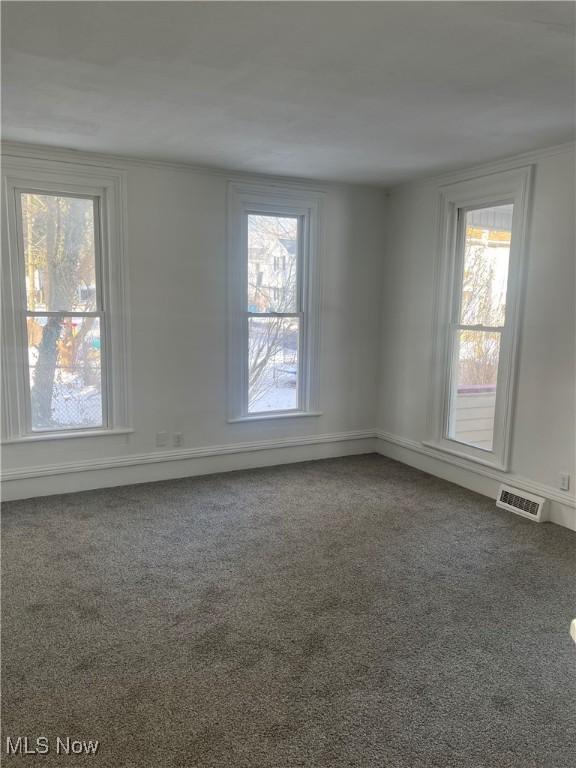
top-left (1, 156), bottom-right (131, 442)
top-left (425, 166), bottom-right (533, 471)
top-left (227, 181), bottom-right (323, 422)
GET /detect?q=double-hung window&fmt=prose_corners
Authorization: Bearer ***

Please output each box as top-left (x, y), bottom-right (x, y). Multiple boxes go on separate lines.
top-left (428, 167), bottom-right (532, 469)
top-left (2, 157), bottom-right (130, 440)
top-left (227, 183), bottom-right (322, 421)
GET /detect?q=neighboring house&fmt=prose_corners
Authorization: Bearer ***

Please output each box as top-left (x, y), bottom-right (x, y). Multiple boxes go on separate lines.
top-left (248, 230), bottom-right (297, 313)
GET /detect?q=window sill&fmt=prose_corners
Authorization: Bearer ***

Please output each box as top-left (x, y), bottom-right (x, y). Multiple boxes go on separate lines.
top-left (421, 440), bottom-right (509, 472)
top-left (2, 428), bottom-right (134, 445)
top-left (228, 411), bottom-right (322, 424)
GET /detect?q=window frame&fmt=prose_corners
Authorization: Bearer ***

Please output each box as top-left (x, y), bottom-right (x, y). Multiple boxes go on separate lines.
top-left (1, 157), bottom-right (131, 442)
top-left (426, 166), bottom-right (533, 470)
top-left (227, 182), bottom-right (322, 422)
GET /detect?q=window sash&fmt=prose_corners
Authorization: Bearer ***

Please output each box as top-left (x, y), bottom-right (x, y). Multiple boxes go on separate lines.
top-left (244, 211), bottom-right (305, 414)
top-left (445, 324), bottom-right (503, 449)
top-left (20, 310), bottom-right (110, 434)
top-left (227, 182), bottom-right (321, 422)
top-left (443, 201), bottom-right (513, 451)
top-left (246, 210), bottom-right (304, 316)
top-left (11, 188), bottom-right (110, 435)
top-left (245, 311), bottom-right (304, 414)
top-left (442, 204), bottom-right (514, 455)
top-left (16, 190), bottom-right (104, 314)
top-left (450, 201), bottom-right (513, 327)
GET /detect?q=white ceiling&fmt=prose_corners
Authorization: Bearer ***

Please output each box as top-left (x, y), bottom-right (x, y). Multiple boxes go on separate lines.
top-left (2, 1), bottom-right (574, 185)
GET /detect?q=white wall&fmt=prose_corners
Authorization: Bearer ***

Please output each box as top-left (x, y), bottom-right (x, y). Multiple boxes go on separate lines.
top-left (2, 147), bottom-right (385, 499)
top-left (376, 144), bottom-right (576, 529)
top-left (3, 142), bottom-right (575, 532)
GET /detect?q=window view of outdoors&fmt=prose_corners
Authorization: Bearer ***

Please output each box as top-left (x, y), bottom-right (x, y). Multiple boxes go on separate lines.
top-left (247, 214), bottom-right (300, 412)
top-left (450, 204), bottom-right (513, 451)
top-left (21, 193), bottom-right (103, 430)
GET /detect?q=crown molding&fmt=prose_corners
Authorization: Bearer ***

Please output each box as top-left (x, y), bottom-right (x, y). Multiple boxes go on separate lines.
top-left (389, 141), bottom-right (575, 192)
top-left (0, 141), bottom-right (384, 193)
top-left (3, 139), bottom-right (572, 193)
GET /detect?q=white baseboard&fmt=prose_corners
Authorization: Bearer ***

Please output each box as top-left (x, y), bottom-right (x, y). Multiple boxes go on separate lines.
top-left (1, 431), bottom-right (377, 501)
top-left (376, 430), bottom-right (576, 531)
top-left (3, 428), bottom-right (574, 533)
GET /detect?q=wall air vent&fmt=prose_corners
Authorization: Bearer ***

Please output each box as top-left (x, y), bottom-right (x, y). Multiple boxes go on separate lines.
top-left (496, 485), bottom-right (546, 522)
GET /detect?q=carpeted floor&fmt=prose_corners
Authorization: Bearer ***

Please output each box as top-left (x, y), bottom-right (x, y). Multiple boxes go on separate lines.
top-left (2, 454), bottom-right (575, 767)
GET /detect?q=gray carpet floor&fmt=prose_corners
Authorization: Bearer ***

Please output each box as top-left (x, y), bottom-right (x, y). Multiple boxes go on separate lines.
top-left (2, 454), bottom-right (575, 767)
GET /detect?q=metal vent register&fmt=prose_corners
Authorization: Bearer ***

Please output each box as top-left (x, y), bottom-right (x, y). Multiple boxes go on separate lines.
top-left (496, 485), bottom-right (546, 522)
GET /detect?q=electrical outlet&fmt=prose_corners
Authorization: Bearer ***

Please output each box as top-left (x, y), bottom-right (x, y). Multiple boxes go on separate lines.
top-left (559, 473), bottom-right (571, 492)
top-left (173, 432), bottom-right (184, 448)
top-left (155, 431), bottom-right (168, 448)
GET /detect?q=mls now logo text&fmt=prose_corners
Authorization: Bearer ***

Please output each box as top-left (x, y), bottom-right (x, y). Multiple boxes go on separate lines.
top-left (5, 736), bottom-right (99, 756)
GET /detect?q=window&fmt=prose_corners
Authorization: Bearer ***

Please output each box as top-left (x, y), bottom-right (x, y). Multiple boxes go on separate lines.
top-left (227, 183), bottom-right (322, 421)
top-left (448, 204), bottom-right (513, 451)
top-left (428, 167), bottom-right (532, 469)
top-left (274, 255), bottom-right (286, 272)
top-left (2, 158), bottom-right (130, 440)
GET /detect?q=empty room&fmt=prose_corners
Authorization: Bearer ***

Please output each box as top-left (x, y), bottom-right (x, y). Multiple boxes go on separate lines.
top-left (1, 1), bottom-right (575, 766)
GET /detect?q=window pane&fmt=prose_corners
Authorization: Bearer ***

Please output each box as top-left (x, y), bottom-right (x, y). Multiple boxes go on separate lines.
top-left (459, 204), bottom-right (512, 327)
top-left (27, 316), bottom-right (103, 430)
top-left (247, 214), bottom-right (298, 313)
top-left (21, 193), bottom-right (97, 312)
top-left (248, 317), bottom-right (299, 412)
top-left (449, 329), bottom-right (500, 451)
